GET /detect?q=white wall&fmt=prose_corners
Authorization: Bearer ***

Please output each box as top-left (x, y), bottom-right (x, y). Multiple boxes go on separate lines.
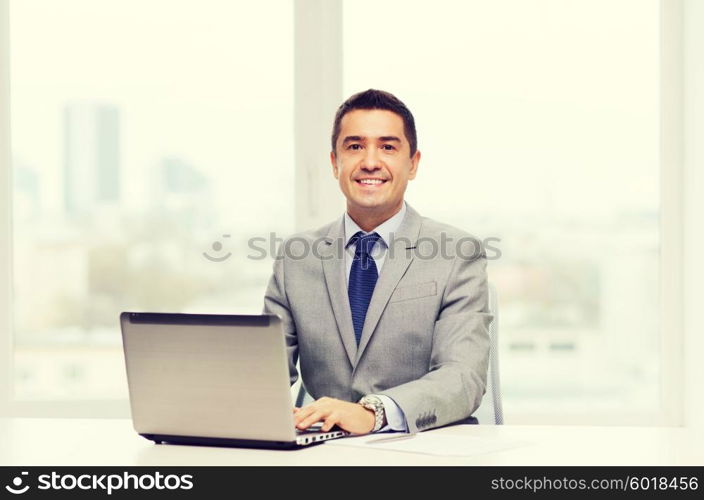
top-left (683, 0), bottom-right (704, 430)
top-left (0, 0), bottom-right (13, 415)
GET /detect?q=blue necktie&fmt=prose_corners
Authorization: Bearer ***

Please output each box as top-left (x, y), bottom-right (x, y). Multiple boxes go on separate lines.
top-left (348, 231), bottom-right (381, 345)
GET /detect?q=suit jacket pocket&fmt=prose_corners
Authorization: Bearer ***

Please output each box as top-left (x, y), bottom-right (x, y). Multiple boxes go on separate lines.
top-left (389, 281), bottom-right (437, 303)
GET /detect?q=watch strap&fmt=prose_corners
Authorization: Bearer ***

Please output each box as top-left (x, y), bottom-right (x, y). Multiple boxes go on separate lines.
top-left (359, 395), bottom-right (386, 432)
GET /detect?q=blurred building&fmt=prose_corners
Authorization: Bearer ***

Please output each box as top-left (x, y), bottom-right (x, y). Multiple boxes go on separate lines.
top-left (150, 156), bottom-right (214, 230)
top-left (63, 103), bottom-right (121, 218)
top-left (13, 160), bottom-right (40, 221)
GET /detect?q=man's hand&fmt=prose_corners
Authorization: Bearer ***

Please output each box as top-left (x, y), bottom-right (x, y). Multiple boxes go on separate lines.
top-left (293, 396), bottom-right (375, 434)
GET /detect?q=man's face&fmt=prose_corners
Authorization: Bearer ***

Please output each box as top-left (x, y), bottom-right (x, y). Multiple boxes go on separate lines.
top-left (331, 109), bottom-right (420, 217)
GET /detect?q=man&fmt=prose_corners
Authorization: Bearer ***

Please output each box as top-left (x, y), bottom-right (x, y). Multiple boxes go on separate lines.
top-left (263, 89), bottom-right (491, 434)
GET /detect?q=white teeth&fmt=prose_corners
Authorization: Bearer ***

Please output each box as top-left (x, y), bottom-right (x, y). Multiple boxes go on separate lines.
top-left (358, 179), bottom-right (384, 185)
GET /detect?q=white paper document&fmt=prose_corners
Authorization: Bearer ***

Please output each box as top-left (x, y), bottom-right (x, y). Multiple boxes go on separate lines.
top-left (326, 432), bottom-right (526, 457)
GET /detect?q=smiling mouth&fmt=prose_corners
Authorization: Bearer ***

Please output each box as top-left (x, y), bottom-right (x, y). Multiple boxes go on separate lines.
top-left (355, 179), bottom-right (388, 187)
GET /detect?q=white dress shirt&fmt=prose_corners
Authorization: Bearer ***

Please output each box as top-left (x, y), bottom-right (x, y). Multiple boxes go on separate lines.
top-left (344, 202), bottom-right (408, 432)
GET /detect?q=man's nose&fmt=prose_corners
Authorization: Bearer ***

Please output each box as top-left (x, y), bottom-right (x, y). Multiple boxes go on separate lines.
top-left (362, 148), bottom-right (382, 170)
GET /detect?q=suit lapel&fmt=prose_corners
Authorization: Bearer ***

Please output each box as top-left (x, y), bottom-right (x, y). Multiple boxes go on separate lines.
top-left (355, 205), bottom-right (423, 365)
top-left (320, 217), bottom-right (358, 366)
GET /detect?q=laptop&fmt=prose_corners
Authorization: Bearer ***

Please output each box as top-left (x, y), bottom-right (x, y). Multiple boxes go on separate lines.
top-left (119, 312), bottom-right (348, 449)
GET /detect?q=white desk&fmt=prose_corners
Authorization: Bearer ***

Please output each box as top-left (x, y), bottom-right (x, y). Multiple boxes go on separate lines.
top-left (1, 418), bottom-right (702, 466)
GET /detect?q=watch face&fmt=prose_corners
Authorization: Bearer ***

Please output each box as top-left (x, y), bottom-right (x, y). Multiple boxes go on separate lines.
top-left (362, 396), bottom-right (380, 407)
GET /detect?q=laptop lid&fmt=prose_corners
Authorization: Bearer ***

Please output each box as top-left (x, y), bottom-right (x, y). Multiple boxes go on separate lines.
top-left (120, 312), bottom-right (297, 443)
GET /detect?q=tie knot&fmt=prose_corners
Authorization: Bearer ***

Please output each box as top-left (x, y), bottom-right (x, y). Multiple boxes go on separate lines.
top-left (350, 231), bottom-right (381, 256)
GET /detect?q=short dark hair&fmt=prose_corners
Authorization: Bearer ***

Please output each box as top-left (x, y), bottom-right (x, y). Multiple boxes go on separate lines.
top-left (331, 89), bottom-right (417, 157)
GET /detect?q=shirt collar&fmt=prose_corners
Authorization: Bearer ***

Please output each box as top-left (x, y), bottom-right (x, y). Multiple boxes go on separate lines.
top-left (344, 201), bottom-right (407, 248)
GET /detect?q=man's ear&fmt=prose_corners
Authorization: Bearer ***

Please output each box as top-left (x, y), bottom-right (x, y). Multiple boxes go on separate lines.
top-left (408, 150), bottom-right (421, 180)
top-left (330, 151), bottom-right (339, 179)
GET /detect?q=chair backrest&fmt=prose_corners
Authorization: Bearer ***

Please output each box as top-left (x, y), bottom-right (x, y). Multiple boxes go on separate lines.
top-left (293, 283), bottom-right (504, 424)
top-left (292, 360), bottom-right (312, 407)
top-left (473, 282), bottom-right (504, 424)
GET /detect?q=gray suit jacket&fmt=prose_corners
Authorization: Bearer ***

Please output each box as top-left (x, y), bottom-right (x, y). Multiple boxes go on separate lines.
top-left (263, 204), bottom-right (491, 433)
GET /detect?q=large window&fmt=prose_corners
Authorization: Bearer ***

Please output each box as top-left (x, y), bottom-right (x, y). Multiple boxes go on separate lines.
top-left (3, 0), bottom-right (673, 423)
top-left (10, 0), bottom-right (293, 400)
top-left (343, 0), bottom-right (660, 420)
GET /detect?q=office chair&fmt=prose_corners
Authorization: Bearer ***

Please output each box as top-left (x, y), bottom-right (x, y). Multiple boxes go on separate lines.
top-left (472, 282), bottom-right (504, 424)
top-left (292, 361), bottom-right (310, 408)
top-left (292, 282), bottom-right (504, 424)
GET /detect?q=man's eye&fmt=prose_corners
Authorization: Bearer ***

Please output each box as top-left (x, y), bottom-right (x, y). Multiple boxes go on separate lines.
top-left (382, 144), bottom-right (396, 151)
top-left (348, 144), bottom-right (362, 150)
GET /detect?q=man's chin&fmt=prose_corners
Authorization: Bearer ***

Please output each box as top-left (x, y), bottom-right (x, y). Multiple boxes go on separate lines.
top-left (348, 198), bottom-right (385, 210)
top-left (347, 199), bottom-right (401, 215)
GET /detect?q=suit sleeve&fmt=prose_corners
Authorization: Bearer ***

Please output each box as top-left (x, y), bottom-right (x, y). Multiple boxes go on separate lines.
top-left (262, 244), bottom-right (299, 385)
top-left (380, 249), bottom-right (491, 433)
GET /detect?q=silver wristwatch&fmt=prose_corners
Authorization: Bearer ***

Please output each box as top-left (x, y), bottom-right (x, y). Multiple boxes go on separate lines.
top-left (358, 395), bottom-right (386, 432)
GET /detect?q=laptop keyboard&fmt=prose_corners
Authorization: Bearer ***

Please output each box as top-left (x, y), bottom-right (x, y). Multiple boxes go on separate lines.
top-left (296, 422), bottom-right (346, 434)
